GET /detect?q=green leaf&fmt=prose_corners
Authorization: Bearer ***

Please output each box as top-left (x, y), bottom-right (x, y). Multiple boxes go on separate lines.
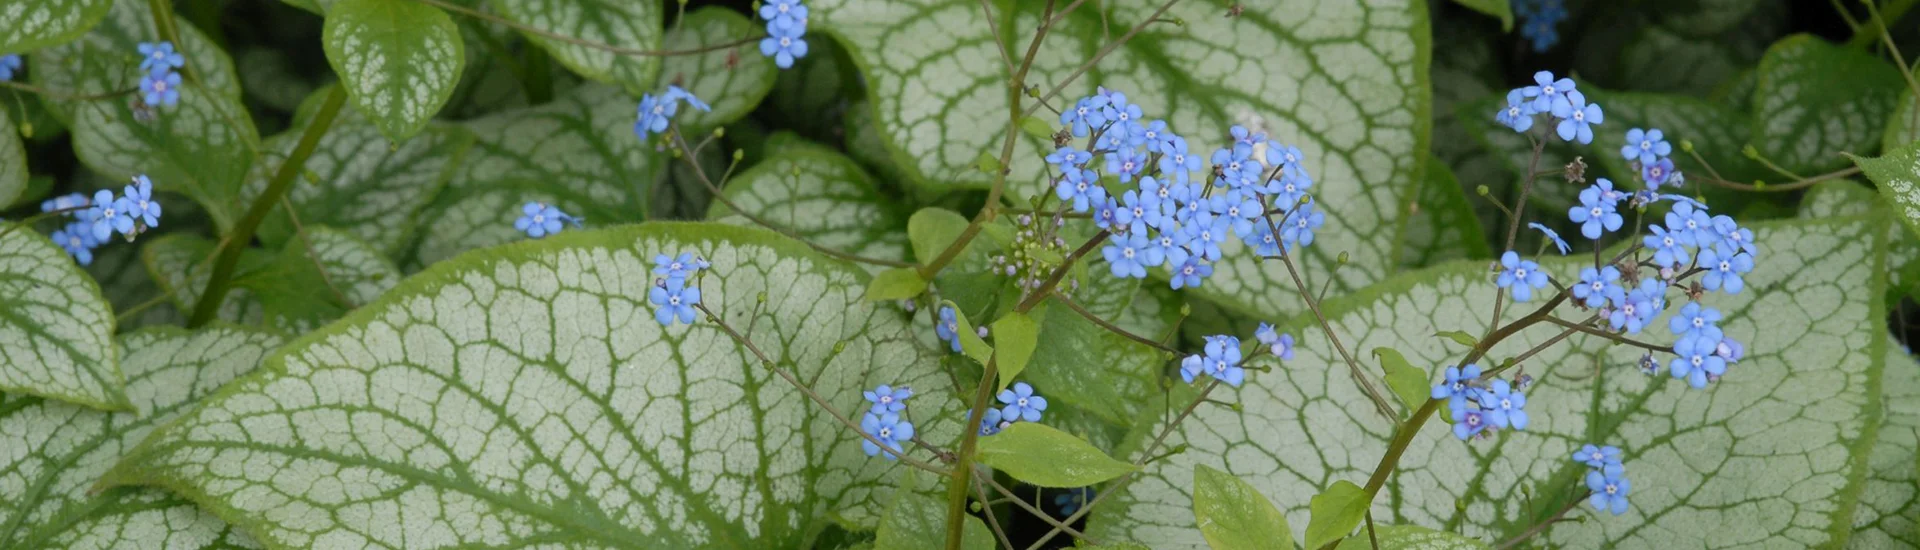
top-left (906, 207), bottom-right (1012, 319)
top-left (873, 471), bottom-right (994, 550)
top-left (1304, 481), bottom-right (1366, 550)
top-left (657, 8), bottom-right (778, 130)
top-left (1752, 34), bottom-right (1905, 174)
top-left (812, 0), bottom-right (1430, 320)
top-left (945, 301), bottom-right (994, 366)
top-left (0, 326), bottom-right (284, 549)
top-left (1193, 464), bottom-right (1295, 550)
top-left (322, 0), bottom-right (463, 142)
top-left (32, 0), bottom-right (242, 107)
top-left (0, 109), bottom-right (24, 210)
top-left (84, 243), bottom-right (186, 330)
top-left (240, 97), bottom-right (474, 257)
top-left (707, 142), bottom-right (911, 267)
top-left (991, 310), bottom-right (1038, 392)
top-left (1020, 115), bottom-right (1056, 142)
top-left (1024, 279), bottom-right (1177, 428)
top-left (1396, 163), bottom-right (1490, 269)
top-left (1448, 0), bottom-right (1512, 31)
top-left (0, 227), bottom-right (126, 411)
top-left (975, 422), bottom-right (1136, 487)
top-left (0, 0), bottom-right (112, 52)
top-left (409, 84), bottom-right (662, 269)
top-left (104, 222), bottom-right (968, 545)
top-left (1434, 330), bottom-right (1478, 348)
top-left (1332, 525), bottom-right (1487, 550)
top-left (1849, 346), bottom-right (1920, 548)
top-left (1373, 347), bottom-right (1428, 418)
top-left (494, 0), bottom-right (660, 92)
top-left (1847, 143), bottom-right (1920, 242)
top-left (142, 229), bottom-right (400, 333)
top-left (972, 151), bottom-right (1002, 174)
top-left (866, 267), bottom-right (929, 302)
top-left (1092, 216), bottom-right (1901, 548)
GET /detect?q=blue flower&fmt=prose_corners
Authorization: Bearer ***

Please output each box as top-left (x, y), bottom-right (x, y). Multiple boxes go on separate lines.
top-left (1431, 363), bottom-right (1483, 411)
top-left (1092, 195), bottom-right (1121, 231)
top-left (936, 306), bottom-right (961, 353)
top-left (1202, 335), bottom-right (1246, 387)
top-left (1664, 202), bottom-right (1713, 246)
top-left (1055, 487), bottom-right (1095, 516)
top-left (136, 42), bottom-right (184, 76)
top-left (122, 175), bottom-right (161, 229)
top-left (51, 222), bottom-right (98, 265)
top-left (515, 202), bottom-right (572, 238)
top-left (663, 85), bottom-right (712, 113)
top-left (1055, 168), bottom-right (1106, 212)
top-left (1182, 213), bottom-right (1230, 261)
top-left (1106, 103), bottom-right (1144, 138)
top-left (759, 23), bottom-right (809, 69)
top-left (758, 0), bottom-right (808, 31)
top-left (1230, 125), bottom-right (1268, 157)
top-left (1717, 338), bottom-right (1745, 363)
top-left (1209, 146), bottom-right (1258, 189)
top-left (976, 407), bottom-right (1005, 436)
top-left (1046, 147), bottom-right (1090, 171)
top-left (1611, 278), bottom-right (1666, 333)
top-left (1158, 136), bottom-right (1203, 184)
top-left (1586, 465), bottom-right (1631, 515)
top-left (649, 278), bottom-right (701, 325)
top-left (1107, 146), bottom-right (1148, 183)
top-left (1711, 214), bottom-right (1757, 256)
top-left (1521, 14), bottom-right (1560, 52)
top-left (1210, 190), bottom-right (1263, 239)
top-left (1281, 201), bottom-right (1324, 250)
top-left (860, 412), bottom-right (914, 459)
top-left (140, 70), bottom-right (180, 108)
top-left (1574, 444), bottom-right (1623, 469)
top-left (85, 189), bottom-right (133, 241)
top-left (0, 55), bottom-right (21, 82)
top-left (1568, 182), bottom-right (1623, 239)
top-left (1620, 128), bottom-right (1671, 165)
top-left (1550, 90), bottom-right (1603, 145)
top-left (1452, 408), bottom-right (1488, 440)
top-left (864, 384), bottom-right (913, 415)
top-left (1643, 226), bottom-right (1691, 269)
top-left (1496, 89), bottom-right (1535, 133)
top-left (1140, 120), bottom-right (1175, 153)
top-left (1166, 247), bottom-right (1212, 289)
top-left (653, 252), bottom-right (700, 283)
top-left (1667, 302), bottom-right (1724, 342)
top-left (41, 192), bottom-right (90, 214)
top-left (1179, 353), bottom-right (1205, 384)
top-left (1699, 246), bottom-right (1753, 294)
top-left (1103, 231), bottom-right (1162, 278)
top-left (1255, 323), bottom-right (1295, 359)
top-left (634, 93), bottom-right (678, 139)
top-left (1270, 165), bottom-right (1314, 207)
top-left (1642, 158), bottom-right (1675, 187)
top-left (1669, 335), bottom-right (1727, 389)
top-left (1250, 223), bottom-right (1282, 257)
top-left (1478, 379), bottom-right (1528, 430)
top-left (998, 382), bottom-right (1047, 422)
top-left (1573, 266), bottom-right (1624, 309)
top-left (1528, 223), bottom-right (1569, 255)
top-left (1117, 186), bottom-right (1169, 232)
top-left (1061, 95), bottom-right (1109, 137)
top-left (1496, 251), bottom-right (1549, 302)
top-left (1522, 71), bottom-right (1575, 112)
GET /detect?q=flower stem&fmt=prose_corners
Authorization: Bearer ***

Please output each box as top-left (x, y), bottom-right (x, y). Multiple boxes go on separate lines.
top-left (187, 86), bottom-right (346, 328)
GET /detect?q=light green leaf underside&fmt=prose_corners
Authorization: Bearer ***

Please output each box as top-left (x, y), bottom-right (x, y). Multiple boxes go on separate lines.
top-left (1794, 180), bottom-right (1917, 301)
top-left (1092, 216), bottom-right (1894, 548)
top-left (321, 0), bottom-right (464, 142)
top-left (706, 142), bottom-right (910, 268)
top-left (1848, 347), bottom-right (1920, 549)
top-left (814, 0), bottom-right (1431, 321)
top-left (141, 229), bottom-right (400, 333)
top-left (107, 222), bottom-right (967, 548)
top-left (31, 0), bottom-right (242, 110)
top-left (1332, 525), bottom-right (1486, 549)
top-left (492, 0), bottom-right (659, 92)
top-left (0, 326), bottom-right (283, 549)
top-left (1751, 34), bottom-right (1904, 174)
top-left (241, 100), bottom-right (474, 258)
top-left (658, 8), bottom-right (777, 130)
top-left (1849, 141), bottom-right (1920, 244)
top-left (0, 109), bottom-right (25, 210)
top-left (0, 0), bottom-right (112, 53)
top-left (410, 84), bottom-right (660, 269)
top-left (1396, 162), bottom-right (1489, 269)
top-left (0, 228), bottom-right (125, 411)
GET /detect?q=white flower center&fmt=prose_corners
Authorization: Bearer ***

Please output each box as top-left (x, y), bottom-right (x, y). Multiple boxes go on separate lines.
top-left (1640, 140), bottom-right (1652, 150)
top-left (1573, 111), bottom-right (1585, 121)
top-left (1590, 207), bottom-right (1603, 217)
top-left (1515, 268), bottom-right (1528, 278)
top-left (669, 296), bottom-right (680, 305)
top-left (1591, 282), bottom-right (1603, 291)
top-left (1017, 398), bottom-right (1028, 407)
top-left (1543, 85), bottom-right (1555, 94)
top-left (1692, 318), bottom-right (1704, 328)
top-left (1122, 247), bottom-right (1135, 259)
top-left (878, 427), bottom-right (891, 438)
top-left (1719, 261), bottom-right (1730, 271)
top-left (1500, 398), bottom-right (1512, 409)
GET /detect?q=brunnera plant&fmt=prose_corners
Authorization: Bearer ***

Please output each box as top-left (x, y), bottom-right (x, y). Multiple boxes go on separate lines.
top-left (0, 0), bottom-right (1918, 549)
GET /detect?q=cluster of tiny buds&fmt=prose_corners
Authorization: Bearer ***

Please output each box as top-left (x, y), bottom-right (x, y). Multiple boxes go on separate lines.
top-left (992, 213), bottom-right (1079, 296)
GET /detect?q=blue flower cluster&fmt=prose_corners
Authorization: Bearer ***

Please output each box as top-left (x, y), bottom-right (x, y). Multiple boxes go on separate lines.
top-left (1621, 128), bottom-right (1679, 188)
top-left (1055, 487), bottom-right (1095, 516)
top-left (1051, 88), bottom-right (1321, 291)
top-left (974, 382), bottom-right (1049, 436)
top-left (633, 85), bottom-right (712, 141)
top-left (861, 384), bottom-right (915, 459)
top-left (758, 0), bottom-right (810, 69)
top-left (1514, 0), bottom-right (1567, 52)
top-left (1177, 325), bottom-right (1295, 389)
top-left (1430, 363), bottom-right (1530, 440)
top-left (1574, 444), bottom-right (1630, 515)
top-left (42, 175), bottom-right (161, 265)
top-left (0, 55), bottom-right (21, 82)
top-left (1494, 71), bottom-right (1603, 144)
top-left (648, 251), bottom-right (708, 326)
top-left (136, 42), bottom-right (184, 109)
top-left (513, 202), bottom-right (581, 238)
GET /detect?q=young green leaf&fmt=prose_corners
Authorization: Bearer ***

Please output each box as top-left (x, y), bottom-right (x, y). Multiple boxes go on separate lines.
top-left (991, 310), bottom-right (1039, 392)
top-left (1304, 481), bottom-right (1367, 550)
top-left (1847, 142), bottom-right (1920, 243)
top-left (0, 227), bottom-right (126, 411)
top-left (0, 326), bottom-right (283, 549)
top-left (1372, 347), bottom-right (1429, 417)
top-left (866, 267), bottom-right (928, 302)
top-left (975, 422), bottom-right (1137, 487)
top-left (1434, 330), bottom-right (1479, 348)
top-left (944, 301), bottom-right (994, 366)
top-left (322, 0), bottom-right (464, 142)
top-left (1020, 115), bottom-right (1056, 142)
top-left (1193, 464), bottom-right (1295, 550)
top-left (104, 223), bottom-right (970, 545)
top-left (972, 150), bottom-right (1003, 174)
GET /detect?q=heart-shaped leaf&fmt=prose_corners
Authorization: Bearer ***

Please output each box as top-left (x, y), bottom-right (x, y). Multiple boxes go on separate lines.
top-left (322, 0), bottom-right (464, 142)
top-left (0, 227), bottom-right (125, 410)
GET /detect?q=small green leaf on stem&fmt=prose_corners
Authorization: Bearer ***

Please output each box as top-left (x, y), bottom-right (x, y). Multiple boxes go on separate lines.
top-left (864, 267), bottom-right (928, 302)
top-left (1372, 347), bottom-right (1427, 418)
top-left (1304, 480), bottom-right (1368, 550)
top-left (1434, 330), bottom-right (1478, 348)
top-left (943, 301), bottom-right (993, 366)
top-left (1193, 464), bottom-right (1295, 550)
top-left (990, 310), bottom-right (1039, 392)
top-left (972, 151), bottom-right (1002, 174)
top-left (1019, 115), bottom-right (1055, 142)
top-left (974, 423), bottom-right (1136, 487)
